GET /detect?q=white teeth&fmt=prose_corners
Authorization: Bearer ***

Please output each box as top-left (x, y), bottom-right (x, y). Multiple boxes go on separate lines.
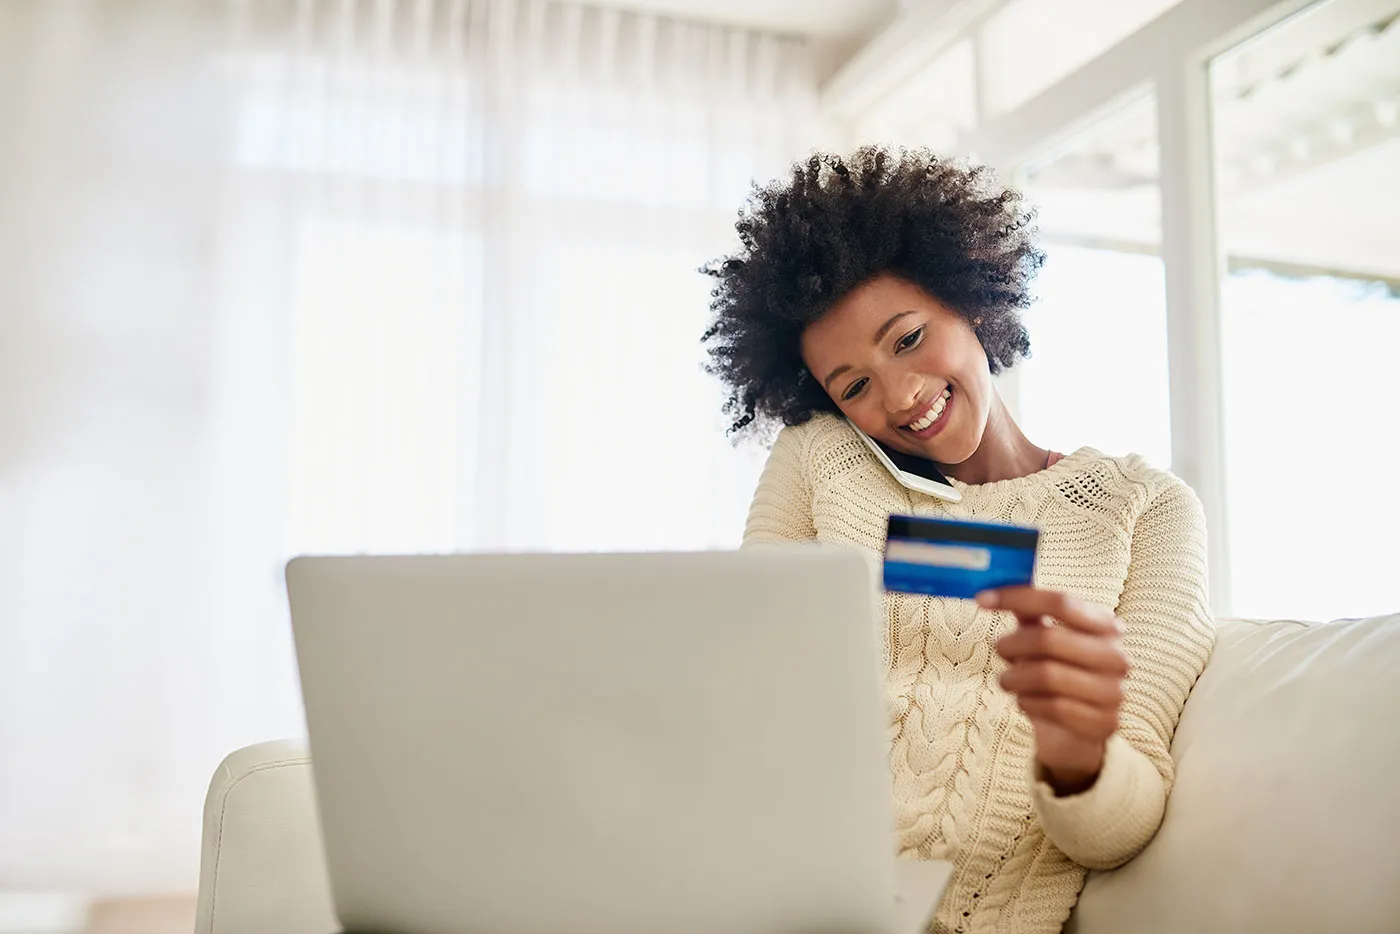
top-left (906, 392), bottom-right (949, 432)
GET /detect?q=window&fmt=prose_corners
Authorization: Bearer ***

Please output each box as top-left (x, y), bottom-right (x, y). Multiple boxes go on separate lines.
top-left (1013, 95), bottom-right (1173, 467)
top-left (1210, 0), bottom-right (1400, 619)
top-left (1218, 272), bottom-right (1400, 620)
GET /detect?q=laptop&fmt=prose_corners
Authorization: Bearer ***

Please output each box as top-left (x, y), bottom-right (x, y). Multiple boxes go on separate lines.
top-left (286, 549), bottom-right (952, 934)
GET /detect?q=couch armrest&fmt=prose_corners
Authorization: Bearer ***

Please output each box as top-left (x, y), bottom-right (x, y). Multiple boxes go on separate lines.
top-left (195, 739), bottom-right (338, 934)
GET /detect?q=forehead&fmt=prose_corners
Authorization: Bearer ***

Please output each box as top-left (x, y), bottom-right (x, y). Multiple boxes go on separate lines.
top-left (801, 276), bottom-right (939, 360)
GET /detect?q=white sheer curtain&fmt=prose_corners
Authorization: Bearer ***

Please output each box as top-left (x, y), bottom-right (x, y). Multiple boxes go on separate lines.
top-left (0, 0), bottom-right (821, 897)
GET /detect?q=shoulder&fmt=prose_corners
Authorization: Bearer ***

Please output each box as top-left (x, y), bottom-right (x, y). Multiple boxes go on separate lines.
top-left (769, 413), bottom-right (866, 477)
top-left (773, 412), bottom-right (852, 450)
top-left (1060, 450), bottom-right (1196, 512)
top-left (1115, 455), bottom-right (1204, 531)
top-left (759, 413), bottom-right (858, 486)
top-left (1050, 450), bottom-right (1205, 548)
top-left (764, 414), bottom-right (909, 535)
top-left (1090, 454), bottom-right (1208, 558)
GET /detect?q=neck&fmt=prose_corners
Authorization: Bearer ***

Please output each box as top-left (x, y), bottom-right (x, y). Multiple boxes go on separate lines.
top-left (941, 390), bottom-right (1049, 485)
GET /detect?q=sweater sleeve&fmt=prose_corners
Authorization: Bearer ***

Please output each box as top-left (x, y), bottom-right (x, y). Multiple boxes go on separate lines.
top-left (1030, 476), bottom-right (1216, 870)
top-left (742, 425), bottom-right (818, 546)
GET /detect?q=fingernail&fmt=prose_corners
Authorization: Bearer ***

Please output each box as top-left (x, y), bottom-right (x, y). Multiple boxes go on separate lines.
top-left (975, 591), bottom-right (998, 608)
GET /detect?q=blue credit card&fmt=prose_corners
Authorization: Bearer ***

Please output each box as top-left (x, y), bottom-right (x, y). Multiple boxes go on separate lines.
top-left (883, 515), bottom-right (1039, 599)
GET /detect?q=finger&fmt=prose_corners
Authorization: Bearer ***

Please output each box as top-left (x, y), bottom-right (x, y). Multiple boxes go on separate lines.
top-left (996, 624), bottom-right (1130, 676)
top-left (976, 587), bottom-right (1121, 635)
top-left (1017, 694), bottom-right (1120, 740)
top-left (999, 659), bottom-right (1125, 707)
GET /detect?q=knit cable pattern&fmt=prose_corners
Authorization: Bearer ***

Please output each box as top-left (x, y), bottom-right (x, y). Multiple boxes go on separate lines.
top-left (743, 415), bottom-right (1215, 934)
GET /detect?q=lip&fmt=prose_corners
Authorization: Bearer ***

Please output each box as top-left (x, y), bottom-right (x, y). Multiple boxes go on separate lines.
top-left (900, 388), bottom-right (953, 441)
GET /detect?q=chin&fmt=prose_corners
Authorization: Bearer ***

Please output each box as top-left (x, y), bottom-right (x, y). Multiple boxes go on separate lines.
top-left (921, 426), bottom-right (980, 466)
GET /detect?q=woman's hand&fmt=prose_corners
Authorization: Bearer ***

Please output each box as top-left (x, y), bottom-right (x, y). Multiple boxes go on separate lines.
top-left (979, 586), bottom-right (1130, 796)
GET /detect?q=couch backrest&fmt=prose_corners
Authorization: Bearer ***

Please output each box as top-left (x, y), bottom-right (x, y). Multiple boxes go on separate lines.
top-left (1069, 614), bottom-right (1400, 934)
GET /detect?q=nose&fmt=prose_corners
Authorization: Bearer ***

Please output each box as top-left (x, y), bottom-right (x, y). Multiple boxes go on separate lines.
top-left (880, 369), bottom-right (923, 416)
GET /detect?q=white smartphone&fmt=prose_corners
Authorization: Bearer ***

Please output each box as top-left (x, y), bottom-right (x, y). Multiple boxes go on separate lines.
top-left (849, 420), bottom-right (962, 503)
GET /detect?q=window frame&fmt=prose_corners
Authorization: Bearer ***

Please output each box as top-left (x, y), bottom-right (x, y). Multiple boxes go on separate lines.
top-left (955, 0), bottom-right (1320, 615)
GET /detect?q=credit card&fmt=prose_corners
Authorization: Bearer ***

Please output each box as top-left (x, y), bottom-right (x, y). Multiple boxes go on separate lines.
top-left (883, 515), bottom-right (1039, 599)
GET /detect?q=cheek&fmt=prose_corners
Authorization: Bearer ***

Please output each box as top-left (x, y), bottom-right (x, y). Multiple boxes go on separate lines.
top-left (913, 339), bottom-right (960, 375)
top-left (914, 334), bottom-right (993, 429)
top-left (831, 388), bottom-right (895, 442)
top-left (905, 336), bottom-right (975, 390)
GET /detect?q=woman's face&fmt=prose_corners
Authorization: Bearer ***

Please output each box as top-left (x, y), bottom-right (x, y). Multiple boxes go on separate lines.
top-left (800, 274), bottom-right (994, 465)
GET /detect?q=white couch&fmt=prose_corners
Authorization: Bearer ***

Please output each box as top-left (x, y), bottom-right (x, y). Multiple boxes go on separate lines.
top-left (195, 615), bottom-right (1400, 934)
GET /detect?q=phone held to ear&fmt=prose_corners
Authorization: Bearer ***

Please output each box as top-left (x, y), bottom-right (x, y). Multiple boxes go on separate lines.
top-left (848, 420), bottom-right (962, 503)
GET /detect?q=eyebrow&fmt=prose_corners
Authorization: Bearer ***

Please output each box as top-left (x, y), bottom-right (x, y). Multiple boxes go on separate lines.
top-left (821, 310), bottom-right (919, 392)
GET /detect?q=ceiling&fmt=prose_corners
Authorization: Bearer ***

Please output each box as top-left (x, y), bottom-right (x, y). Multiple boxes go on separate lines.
top-left (572, 0), bottom-right (894, 36)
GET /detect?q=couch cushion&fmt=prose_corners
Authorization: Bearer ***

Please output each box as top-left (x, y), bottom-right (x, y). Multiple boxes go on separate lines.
top-left (1070, 614), bottom-right (1400, 934)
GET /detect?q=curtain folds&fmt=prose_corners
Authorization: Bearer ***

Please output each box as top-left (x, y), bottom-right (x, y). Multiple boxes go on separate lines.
top-left (0, 0), bottom-right (823, 895)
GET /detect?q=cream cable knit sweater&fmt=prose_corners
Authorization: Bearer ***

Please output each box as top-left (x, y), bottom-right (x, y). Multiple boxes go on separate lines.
top-left (743, 415), bottom-right (1215, 934)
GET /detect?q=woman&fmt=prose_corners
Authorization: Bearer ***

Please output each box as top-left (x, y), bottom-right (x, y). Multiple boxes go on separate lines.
top-left (702, 148), bottom-right (1215, 934)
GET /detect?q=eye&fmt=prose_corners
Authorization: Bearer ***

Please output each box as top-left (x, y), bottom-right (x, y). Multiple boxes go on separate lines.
top-left (896, 326), bottom-right (924, 353)
top-left (841, 377), bottom-right (868, 402)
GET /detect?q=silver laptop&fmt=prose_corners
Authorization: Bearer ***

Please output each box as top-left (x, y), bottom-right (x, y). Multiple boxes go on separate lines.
top-left (286, 549), bottom-right (952, 934)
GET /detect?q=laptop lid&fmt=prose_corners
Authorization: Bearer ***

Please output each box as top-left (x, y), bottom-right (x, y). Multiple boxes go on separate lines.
top-left (287, 549), bottom-right (902, 934)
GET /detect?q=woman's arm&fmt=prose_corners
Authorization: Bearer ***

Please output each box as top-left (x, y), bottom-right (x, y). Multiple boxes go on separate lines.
top-left (1021, 478), bottom-right (1216, 869)
top-left (742, 426), bottom-right (818, 545)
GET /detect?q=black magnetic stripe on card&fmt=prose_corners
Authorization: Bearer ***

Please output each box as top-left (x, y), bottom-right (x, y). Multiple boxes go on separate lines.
top-left (886, 516), bottom-right (1039, 550)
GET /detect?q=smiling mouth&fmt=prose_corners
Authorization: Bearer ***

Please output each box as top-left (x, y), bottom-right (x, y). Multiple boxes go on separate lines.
top-left (900, 387), bottom-right (952, 436)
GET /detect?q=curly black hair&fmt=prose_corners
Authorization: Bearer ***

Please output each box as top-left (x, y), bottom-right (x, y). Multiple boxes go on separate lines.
top-left (701, 146), bottom-right (1044, 437)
